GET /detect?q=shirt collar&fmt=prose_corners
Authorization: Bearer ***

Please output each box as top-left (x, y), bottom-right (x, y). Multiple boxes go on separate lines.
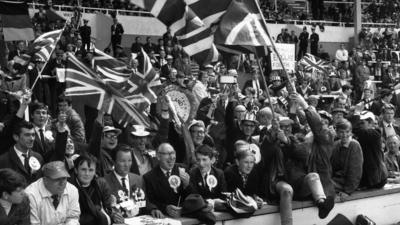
top-left (341, 137), bottom-right (352, 148)
top-left (14, 146), bottom-right (28, 157)
top-left (383, 121), bottom-right (393, 127)
top-left (34, 126), bottom-right (46, 132)
top-left (160, 167), bottom-right (172, 176)
top-left (0, 198), bottom-right (12, 211)
top-left (113, 170), bottom-right (128, 181)
top-left (38, 178), bottom-right (66, 198)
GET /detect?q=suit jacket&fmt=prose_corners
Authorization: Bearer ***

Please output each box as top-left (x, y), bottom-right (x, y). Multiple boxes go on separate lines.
top-left (378, 120), bottom-right (400, 139)
top-left (370, 100), bottom-right (385, 116)
top-left (189, 166), bottom-right (227, 200)
top-left (130, 150), bottom-right (158, 176)
top-left (0, 196), bottom-right (30, 225)
top-left (224, 164), bottom-right (262, 197)
top-left (0, 148), bottom-right (43, 184)
top-left (143, 165), bottom-right (193, 213)
top-left (32, 128), bottom-right (54, 162)
top-left (160, 64), bottom-right (172, 79)
top-left (111, 23), bottom-right (124, 43)
top-left (79, 25), bottom-right (91, 41)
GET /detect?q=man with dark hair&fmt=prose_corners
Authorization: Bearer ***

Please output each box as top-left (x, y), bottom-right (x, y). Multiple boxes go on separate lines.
top-left (131, 36), bottom-right (142, 54)
top-left (310, 27), bottom-right (319, 56)
top-left (79, 19), bottom-right (91, 52)
top-left (57, 97), bottom-right (86, 143)
top-left (104, 144), bottom-right (146, 218)
top-left (298, 26), bottom-right (309, 59)
top-left (70, 154), bottom-right (124, 225)
top-left (0, 120), bottom-right (44, 184)
top-left (0, 168), bottom-right (30, 225)
top-left (29, 102), bottom-right (54, 160)
top-left (371, 89), bottom-right (393, 116)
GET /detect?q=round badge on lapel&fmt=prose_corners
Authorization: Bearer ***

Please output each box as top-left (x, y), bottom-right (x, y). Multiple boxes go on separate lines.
top-left (206, 175), bottom-right (217, 191)
top-left (28, 157), bottom-right (41, 171)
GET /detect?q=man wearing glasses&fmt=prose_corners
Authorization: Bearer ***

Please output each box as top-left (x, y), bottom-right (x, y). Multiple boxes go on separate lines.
top-left (143, 143), bottom-right (192, 219)
top-left (25, 161), bottom-right (80, 225)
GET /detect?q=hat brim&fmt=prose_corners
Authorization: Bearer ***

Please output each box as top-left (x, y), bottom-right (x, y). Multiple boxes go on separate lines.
top-left (131, 131), bottom-right (150, 137)
top-left (47, 171), bottom-right (70, 179)
top-left (104, 129), bottom-right (122, 135)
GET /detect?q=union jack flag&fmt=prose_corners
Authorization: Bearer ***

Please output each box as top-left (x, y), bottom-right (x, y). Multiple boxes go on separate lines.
top-left (92, 48), bottom-right (132, 85)
top-left (299, 53), bottom-right (330, 74)
top-left (64, 53), bottom-right (150, 127)
top-left (122, 48), bottom-right (161, 111)
top-left (30, 29), bottom-right (63, 62)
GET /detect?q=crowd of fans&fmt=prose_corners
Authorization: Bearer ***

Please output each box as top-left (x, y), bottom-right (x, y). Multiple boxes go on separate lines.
top-left (2, 2), bottom-right (400, 225)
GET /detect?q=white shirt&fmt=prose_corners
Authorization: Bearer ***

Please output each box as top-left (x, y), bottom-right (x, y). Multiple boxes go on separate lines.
top-left (25, 178), bottom-right (80, 225)
top-left (34, 126), bottom-right (46, 141)
top-left (14, 146), bottom-right (29, 166)
top-left (0, 198), bottom-right (12, 215)
top-left (335, 48), bottom-right (349, 62)
top-left (192, 80), bottom-right (208, 103)
top-left (114, 171), bottom-right (130, 196)
top-left (383, 121), bottom-right (396, 137)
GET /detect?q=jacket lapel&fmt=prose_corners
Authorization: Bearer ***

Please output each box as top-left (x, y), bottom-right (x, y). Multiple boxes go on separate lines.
top-left (9, 149), bottom-right (28, 175)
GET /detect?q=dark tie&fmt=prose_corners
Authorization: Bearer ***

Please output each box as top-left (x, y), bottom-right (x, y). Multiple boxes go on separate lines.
top-left (51, 195), bottom-right (59, 209)
top-left (39, 129), bottom-right (46, 150)
top-left (203, 174), bottom-right (208, 188)
top-left (166, 171), bottom-right (170, 178)
top-left (121, 177), bottom-right (128, 195)
top-left (22, 153), bottom-right (30, 174)
top-left (242, 174), bottom-right (248, 188)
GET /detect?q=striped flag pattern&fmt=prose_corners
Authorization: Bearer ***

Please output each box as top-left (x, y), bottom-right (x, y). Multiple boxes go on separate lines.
top-left (30, 29), bottom-right (64, 62)
top-left (65, 53), bottom-right (150, 127)
top-left (130, 0), bottom-right (230, 66)
top-left (299, 53), bottom-right (330, 74)
top-left (214, 0), bottom-right (272, 47)
top-left (0, 1), bottom-right (34, 41)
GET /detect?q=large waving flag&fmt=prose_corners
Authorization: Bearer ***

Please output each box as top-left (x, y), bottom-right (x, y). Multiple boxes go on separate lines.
top-left (65, 53), bottom-right (150, 127)
top-left (214, 0), bottom-right (272, 47)
top-left (0, 1), bottom-right (34, 41)
top-left (299, 53), bottom-right (330, 74)
top-left (130, 0), bottom-right (230, 66)
top-left (30, 29), bottom-right (64, 62)
top-left (125, 48), bottom-right (162, 111)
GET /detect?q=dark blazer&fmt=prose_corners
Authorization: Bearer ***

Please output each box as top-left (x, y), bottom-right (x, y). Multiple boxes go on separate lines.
top-left (79, 25), bottom-right (91, 42)
top-left (160, 64), bottom-right (172, 79)
top-left (370, 100), bottom-right (385, 116)
top-left (0, 148), bottom-right (43, 184)
top-left (130, 151), bottom-right (158, 176)
top-left (189, 166), bottom-right (227, 200)
top-left (378, 120), bottom-right (400, 139)
top-left (32, 128), bottom-right (54, 162)
top-left (111, 23), bottom-right (124, 44)
top-left (0, 196), bottom-right (30, 225)
top-left (143, 165), bottom-right (193, 213)
top-left (224, 164), bottom-right (262, 197)
top-left (104, 171), bottom-right (144, 201)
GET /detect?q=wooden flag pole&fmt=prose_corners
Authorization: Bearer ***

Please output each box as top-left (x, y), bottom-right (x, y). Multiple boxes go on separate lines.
top-left (254, 50), bottom-right (276, 119)
top-left (253, 0), bottom-right (296, 94)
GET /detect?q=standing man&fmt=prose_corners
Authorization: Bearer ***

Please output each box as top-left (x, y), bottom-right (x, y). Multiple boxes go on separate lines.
top-left (298, 26), bottom-right (309, 60)
top-left (111, 17), bottom-right (124, 57)
top-left (25, 161), bottom-right (80, 225)
top-left (79, 19), bottom-right (91, 52)
top-left (310, 27), bottom-right (319, 56)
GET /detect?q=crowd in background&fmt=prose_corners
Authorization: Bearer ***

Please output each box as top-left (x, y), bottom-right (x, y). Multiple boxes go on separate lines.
top-left (2, 2), bottom-right (400, 225)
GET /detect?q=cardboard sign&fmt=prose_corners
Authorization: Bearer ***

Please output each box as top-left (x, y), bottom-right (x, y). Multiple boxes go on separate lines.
top-left (270, 43), bottom-right (296, 72)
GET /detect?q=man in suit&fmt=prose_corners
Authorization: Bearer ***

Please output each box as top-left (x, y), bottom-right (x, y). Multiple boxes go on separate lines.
top-left (131, 36), bottom-right (142, 54)
top-left (371, 89), bottom-right (393, 116)
top-left (143, 143), bottom-right (192, 218)
top-left (29, 102), bottom-right (55, 161)
top-left (79, 19), bottom-right (91, 52)
top-left (379, 104), bottom-right (400, 140)
top-left (298, 26), bottom-right (309, 60)
top-left (104, 145), bottom-right (146, 217)
top-left (310, 26), bottom-right (319, 56)
top-left (189, 145), bottom-right (226, 207)
top-left (8, 41), bottom-right (25, 61)
top-left (0, 120), bottom-right (44, 184)
top-left (126, 125), bottom-right (157, 176)
top-left (160, 55), bottom-right (174, 79)
top-left (0, 168), bottom-right (30, 225)
top-left (111, 17), bottom-right (124, 57)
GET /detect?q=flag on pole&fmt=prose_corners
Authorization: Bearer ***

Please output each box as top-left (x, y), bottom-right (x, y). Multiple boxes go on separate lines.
top-left (64, 53), bottom-right (150, 127)
top-left (214, 0), bottom-right (272, 47)
top-left (30, 29), bottom-right (64, 62)
top-left (125, 48), bottom-right (161, 111)
top-left (0, 1), bottom-right (35, 41)
top-left (298, 53), bottom-right (330, 74)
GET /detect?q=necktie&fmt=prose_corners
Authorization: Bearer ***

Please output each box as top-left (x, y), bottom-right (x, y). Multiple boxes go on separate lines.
top-left (166, 171), bottom-right (170, 178)
top-left (51, 195), bottom-right (59, 209)
top-left (39, 129), bottom-right (46, 149)
top-left (22, 153), bottom-right (30, 174)
top-left (121, 177), bottom-right (128, 195)
top-left (242, 174), bottom-right (248, 188)
top-left (203, 174), bottom-right (208, 188)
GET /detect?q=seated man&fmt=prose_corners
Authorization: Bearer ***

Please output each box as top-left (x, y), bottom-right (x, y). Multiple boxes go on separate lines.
top-left (332, 119), bottom-right (363, 195)
top-left (143, 143), bottom-right (192, 218)
top-left (384, 135), bottom-right (400, 182)
top-left (0, 168), bottom-right (30, 225)
top-left (189, 145), bottom-right (226, 209)
top-left (25, 161), bottom-right (80, 225)
top-left (104, 144), bottom-right (146, 218)
top-left (70, 154), bottom-right (124, 225)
